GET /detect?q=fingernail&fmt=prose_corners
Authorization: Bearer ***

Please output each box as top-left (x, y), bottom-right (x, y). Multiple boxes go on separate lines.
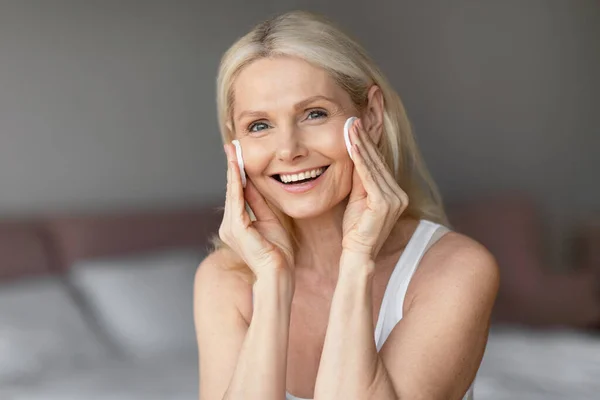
top-left (354, 119), bottom-right (362, 132)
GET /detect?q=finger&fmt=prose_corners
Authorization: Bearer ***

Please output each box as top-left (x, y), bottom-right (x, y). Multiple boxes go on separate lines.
top-left (224, 143), bottom-right (247, 222)
top-left (359, 121), bottom-right (410, 214)
top-left (348, 164), bottom-right (366, 203)
top-left (220, 145), bottom-right (233, 243)
top-left (353, 120), bottom-right (407, 205)
top-left (224, 145), bottom-right (232, 206)
top-left (351, 122), bottom-right (391, 201)
top-left (353, 120), bottom-right (396, 191)
top-left (244, 179), bottom-right (278, 222)
top-left (350, 140), bottom-right (386, 205)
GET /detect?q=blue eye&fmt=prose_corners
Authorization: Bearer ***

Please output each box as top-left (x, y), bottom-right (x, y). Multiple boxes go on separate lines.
top-left (248, 121), bottom-right (269, 132)
top-left (307, 110), bottom-right (328, 119)
top-left (246, 110), bottom-right (327, 133)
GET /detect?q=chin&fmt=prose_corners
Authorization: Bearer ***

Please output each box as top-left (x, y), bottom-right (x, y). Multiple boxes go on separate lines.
top-left (279, 202), bottom-right (333, 220)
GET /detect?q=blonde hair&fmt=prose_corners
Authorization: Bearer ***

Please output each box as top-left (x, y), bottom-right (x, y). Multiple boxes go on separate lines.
top-left (210, 10), bottom-right (448, 281)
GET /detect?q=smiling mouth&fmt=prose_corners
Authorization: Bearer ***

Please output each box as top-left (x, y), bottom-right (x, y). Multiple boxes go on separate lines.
top-left (272, 166), bottom-right (329, 184)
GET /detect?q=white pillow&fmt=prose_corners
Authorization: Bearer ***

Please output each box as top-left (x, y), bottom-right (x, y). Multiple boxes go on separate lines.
top-left (0, 276), bottom-right (110, 383)
top-left (69, 249), bottom-right (205, 359)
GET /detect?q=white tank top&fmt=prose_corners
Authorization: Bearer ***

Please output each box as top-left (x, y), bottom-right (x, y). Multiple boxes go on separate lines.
top-left (285, 219), bottom-right (475, 400)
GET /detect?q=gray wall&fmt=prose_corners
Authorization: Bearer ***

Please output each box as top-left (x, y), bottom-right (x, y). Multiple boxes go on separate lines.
top-left (0, 0), bottom-right (262, 213)
top-left (1, 1), bottom-right (598, 265)
top-left (309, 0), bottom-right (600, 265)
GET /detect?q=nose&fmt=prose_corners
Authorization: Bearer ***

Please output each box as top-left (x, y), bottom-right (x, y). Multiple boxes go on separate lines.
top-left (275, 124), bottom-right (308, 162)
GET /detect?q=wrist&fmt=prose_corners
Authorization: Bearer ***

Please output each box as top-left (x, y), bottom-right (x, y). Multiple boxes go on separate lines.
top-left (340, 250), bottom-right (376, 278)
top-left (336, 254), bottom-right (374, 303)
top-left (253, 268), bottom-right (295, 303)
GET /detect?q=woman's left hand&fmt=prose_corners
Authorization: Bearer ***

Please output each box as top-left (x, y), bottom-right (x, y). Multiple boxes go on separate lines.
top-left (341, 118), bottom-right (409, 266)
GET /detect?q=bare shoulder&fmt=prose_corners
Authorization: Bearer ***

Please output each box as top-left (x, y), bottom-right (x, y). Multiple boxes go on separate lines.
top-left (379, 230), bottom-right (499, 399)
top-left (194, 249), bottom-right (255, 400)
top-left (406, 230), bottom-right (500, 311)
top-left (194, 248), bottom-right (254, 324)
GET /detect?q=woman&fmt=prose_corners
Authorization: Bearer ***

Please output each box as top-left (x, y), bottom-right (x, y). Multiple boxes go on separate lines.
top-left (194, 10), bottom-right (499, 400)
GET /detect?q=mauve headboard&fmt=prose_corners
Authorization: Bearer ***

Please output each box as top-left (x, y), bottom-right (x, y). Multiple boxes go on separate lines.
top-left (1, 194), bottom-right (596, 284)
top-left (0, 204), bottom-right (223, 281)
top-left (0, 220), bottom-right (55, 281)
top-left (44, 205), bottom-right (223, 273)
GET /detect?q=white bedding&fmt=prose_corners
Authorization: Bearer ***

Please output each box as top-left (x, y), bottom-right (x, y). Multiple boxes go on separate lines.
top-left (0, 249), bottom-right (203, 400)
top-left (474, 326), bottom-right (600, 400)
top-left (0, 353), bottom-right (198, 400)
top-left (1, 326), bottom-right (598, 399)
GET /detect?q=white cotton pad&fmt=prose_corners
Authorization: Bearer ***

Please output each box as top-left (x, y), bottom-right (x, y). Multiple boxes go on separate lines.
top-left (344, 116), bottom-right (358, 160)
top-left (231, 140), bottom-right (247, 188)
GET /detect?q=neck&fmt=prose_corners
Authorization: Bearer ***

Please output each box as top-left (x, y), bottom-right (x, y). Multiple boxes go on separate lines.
top-left (292, 200), bottom-right (415, 282)
top-left (293, 200), bottom-right (346, 281)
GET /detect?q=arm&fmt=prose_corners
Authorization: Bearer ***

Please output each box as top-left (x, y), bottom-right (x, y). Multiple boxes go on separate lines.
top-left (194, 252), bottom-right (295, 400)
top-left (314, 235), bottom-right (499, 400)
top-left (195, 142), bottom-right (297, 399)
top-left (312, 252), bottom-right (393, 399)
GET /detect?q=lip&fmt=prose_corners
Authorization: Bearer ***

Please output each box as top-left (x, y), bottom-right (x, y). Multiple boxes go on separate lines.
top-left (271, 167), bottom-right (328, 194)
top-left (271, 165), bottom-right (329, 176)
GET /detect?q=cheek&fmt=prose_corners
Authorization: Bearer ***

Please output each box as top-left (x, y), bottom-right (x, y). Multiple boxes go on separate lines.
top-left (309, 126), bottom-right (354, 190)
top-left (240, 141), bottom-right (270, 177)
top-left (306, 125), bottom-right (350, 160)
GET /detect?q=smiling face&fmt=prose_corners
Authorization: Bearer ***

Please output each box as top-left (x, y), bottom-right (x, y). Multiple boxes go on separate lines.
top-left (230, 56), bottom-right (359, 219)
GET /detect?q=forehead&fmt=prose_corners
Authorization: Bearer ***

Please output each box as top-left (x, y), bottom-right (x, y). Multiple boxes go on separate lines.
top-left (232, 56), bottom-right (347, 114)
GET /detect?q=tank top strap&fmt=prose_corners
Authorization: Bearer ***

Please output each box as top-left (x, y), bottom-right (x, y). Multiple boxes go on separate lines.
top-left (374, 220), bottom-right (450, 350)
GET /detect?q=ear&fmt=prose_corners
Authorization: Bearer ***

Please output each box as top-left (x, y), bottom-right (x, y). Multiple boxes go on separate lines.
top-left (361, 85), bottom-right (385, 143)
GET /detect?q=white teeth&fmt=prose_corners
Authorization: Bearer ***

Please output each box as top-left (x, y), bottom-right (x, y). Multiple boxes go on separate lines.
top-left (279, 167), bottom-right (325, 183)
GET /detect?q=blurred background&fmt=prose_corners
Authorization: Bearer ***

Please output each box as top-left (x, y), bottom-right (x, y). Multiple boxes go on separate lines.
top-left (0, 0), bottom-right (598, 399)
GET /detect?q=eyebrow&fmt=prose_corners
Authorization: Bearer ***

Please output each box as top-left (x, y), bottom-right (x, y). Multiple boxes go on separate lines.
top-left (234, 95), bottom-right (338, 121)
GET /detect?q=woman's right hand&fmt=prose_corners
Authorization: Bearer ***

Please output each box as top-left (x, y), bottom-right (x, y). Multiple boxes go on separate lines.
top-left (219, 143), bottom-right (295, 280)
